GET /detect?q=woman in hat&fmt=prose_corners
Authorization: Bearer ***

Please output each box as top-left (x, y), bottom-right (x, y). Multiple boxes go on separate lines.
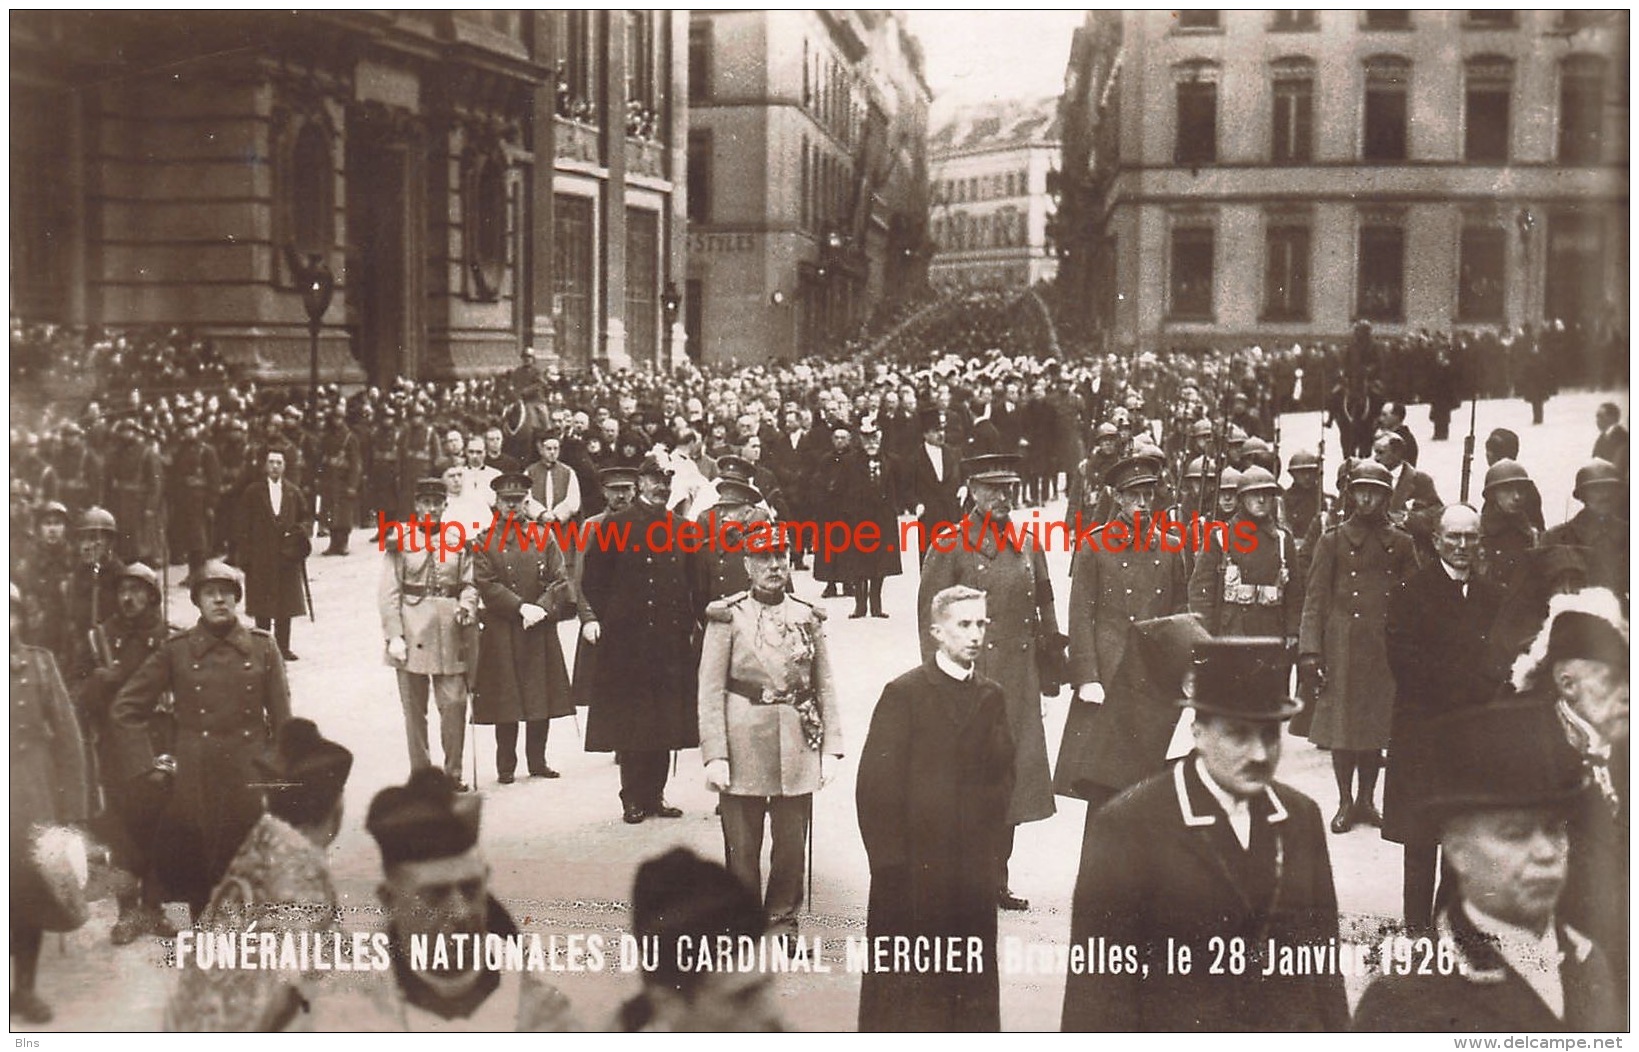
top-left (164, 718), bottom-right (353, 1031)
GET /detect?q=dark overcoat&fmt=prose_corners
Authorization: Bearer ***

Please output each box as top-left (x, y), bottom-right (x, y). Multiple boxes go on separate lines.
top-left (1544, 508), bottom-right (1629, 600)
top-left (1563, 743), bottom-right (1629, 1001)
top-left (1063, 759), bottom-right (1348, 1031)
top-left (111, 620), bottom-right (290, 907)
top-left (918, 518), bottom-right (1059, 825)
top-left (11, 644), bottom-right (91, 928)
top-left (1353, 907), bottom-right (1622, 1031)
top-left (837, 451), bottom-right (904, 580)
top-left (570, 508), bottom-right (610, 709)
top-left (1380, 564), bottom-right (1507, 843)
top-left (235, 479), bottom-right (310, 621)
top-left (856, 663), bottom-right (1014, 1032)
top-left (1067, 520), bottom-right (1189, 690)
top-left (470, 528), bottom-right (574, 724)
top-left (809, 449), bottom-right (854, 583)
top-left (168, 439), bottom-right (221, 556)
top-left (1298, 516), bottom-right (1416, 750)
top-left (579, 499), bottom-right (701, 752)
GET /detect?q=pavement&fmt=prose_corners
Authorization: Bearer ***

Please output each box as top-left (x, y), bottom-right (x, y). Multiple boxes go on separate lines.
top-left (18, 388), bottom-right (1626, 1032)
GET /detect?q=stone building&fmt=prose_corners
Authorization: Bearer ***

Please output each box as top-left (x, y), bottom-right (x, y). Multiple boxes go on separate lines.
top-left (685, 10), bottom-right (931, 364)
top-left (10, 10), bottom-right (687, 383)
top-left (927, 95), bottom-right (1061, 293)
top-left (1056, 10), bottom-right (1628, 352)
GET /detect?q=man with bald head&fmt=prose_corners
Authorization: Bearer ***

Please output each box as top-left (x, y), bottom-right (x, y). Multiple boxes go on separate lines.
top-left (1384, 503), bottom-right (1510, 931)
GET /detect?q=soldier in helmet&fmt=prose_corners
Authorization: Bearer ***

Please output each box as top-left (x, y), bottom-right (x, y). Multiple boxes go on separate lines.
top-left (16, 501), bottom-right (76, 657)
top-left (65, 507), bottom-right (126, 687)
top-left (1189, 465), bottom-right (1301, 643)
top-left (1066, 421), bottom-right (1123, 539)
top-left (168, 417), bottom-right (222, 582)
top-left (105, 418), bottom-right (165, 564)
top-left (53, 421), bottom-right (104, 515)
top-left (316, 408), bottom-right (362, 556)
top-left (75, 562), bottom-right (176, 944)
top-left (1298, 461), bottom-right (1418, 834)
top-left (1479, 460), bottom-right (1541, 590)
top-left (111, 559), bottom-right (290, 917)
top-left (1544, 461), bottom-right (1628, 601)
top-left (1214, 464), bottom-right (1242, 521)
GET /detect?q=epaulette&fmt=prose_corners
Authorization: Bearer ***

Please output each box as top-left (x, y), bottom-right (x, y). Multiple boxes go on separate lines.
top-left (788, 594), bottom-right (827, 622)
top-left (247, 626), bottom-right (277, 641)
top-left (165, 626), bottom-right (191, 642)
top-left (704, 591), bottom-right (746, 623)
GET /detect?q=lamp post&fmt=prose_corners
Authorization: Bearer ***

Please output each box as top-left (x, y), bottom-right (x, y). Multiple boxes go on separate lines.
top-left (297, 252), bottom-right (335, 416)
top-left (661, 280), bottom-right (681, 368)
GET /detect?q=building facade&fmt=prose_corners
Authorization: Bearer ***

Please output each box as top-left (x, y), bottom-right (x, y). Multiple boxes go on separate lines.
top-left (927, 96), bottom-right (1061, 292)
top-left (10, 10), bottom-right (687, 384)
top-left (1057, 10), bottom-right (1628, 352)
top-left (685, 10), bottom-right (931, 364)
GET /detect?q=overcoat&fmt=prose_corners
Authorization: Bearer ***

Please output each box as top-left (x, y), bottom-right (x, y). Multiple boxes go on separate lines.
top-left (168, 438), bottom-right (221, 557)
top-left (111, 620), bottom-right (290, 907)
top-left (570, 508), bottom-right (611, 709)
top-left (856, 663), bottom-right (1014, 1032)
top-left (470, 526), bottom-right (574, 723)
top-left (697, 592), bottom-right (841, 796)
top-left (378, 532), bottom-right (479, 677)
top-left (1063, 759), bottom-right (1349, 1031)
top-left (106, 439), bottom-right (165, 561)
top-left (316, 426), bottom-right (362, 531)
top-left (1380, 564), bottom-right (1507, 843)
top-left (1544, 508), bottom-right (1629, 600)
top-left (837, 451), bottom-right (904, 580)
top-left (1563, 738), bottom-right (1629, 1000)
top-left (1298, 516), bottom-right (1416, 750)
top-left (919, 517), bottom-right (1059, 825)
top-left (579, 498), bottom-right (701, 752)
top-left (809, 448), bottom-right (854, 583)
top-left (235, 479), bottom-right (310, 621)
top-left (1353, 907), bottom-right (1621, 1031)
top-left (11, 644), bottom-right (91, 927)
top-left (1067, 519), bottom-right (1189, 689)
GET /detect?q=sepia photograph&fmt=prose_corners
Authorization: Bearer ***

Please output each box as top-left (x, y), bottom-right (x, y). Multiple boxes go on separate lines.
top-left (8, 8), bottom-right (1631, 1035)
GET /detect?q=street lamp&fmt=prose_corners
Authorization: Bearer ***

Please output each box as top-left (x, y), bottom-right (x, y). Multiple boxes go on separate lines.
top-left (293, 251), bottom-right (335, 415)
top-left (662, 280), bottom-right (681, 367)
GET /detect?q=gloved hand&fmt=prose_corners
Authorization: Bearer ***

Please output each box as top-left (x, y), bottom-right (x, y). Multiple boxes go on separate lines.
top-left (1298, 654), bottom-right (1326, 699)
top-left (455, 607), bottom-right (474, 627)
top-left (581, 621), bottom-right (601, 644)
top-left (818, 753), bottom-right (844, 790)
top-left (704, 758), bottom-right (731, 792)
top-left (386, 636), bottom-right (409, 663)
top-left (1076, 682), bottom-right (1105, 705)
top-left (519, 603), bottom-right (547, 629)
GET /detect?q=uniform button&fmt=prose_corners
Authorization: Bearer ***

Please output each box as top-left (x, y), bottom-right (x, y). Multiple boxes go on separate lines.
top-left (201, 730), bottom-right (210, 738)
top-left (1125, 588), bottom-right (1133, 595)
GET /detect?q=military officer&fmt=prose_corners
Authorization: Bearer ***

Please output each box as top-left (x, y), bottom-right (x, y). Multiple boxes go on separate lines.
top-left (110, 560), bottom-right (291, 917)
top-left (470, 472), bottom-right (575, 785)
top-left (1189, 465), bottom-right (1301, 642)
top-left (380, 477), bottom-right (478, 788)
top-left (699, 543), bottom-right (842, 937)
top-left (570, 465), bottom-right (637, 711)
top-left (1298, 460), bottom-right (1417, 834)
top-left (919, 452), bottom-right (1062, 910)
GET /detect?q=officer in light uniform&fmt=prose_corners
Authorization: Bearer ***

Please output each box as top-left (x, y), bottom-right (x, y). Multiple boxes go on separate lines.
top-left (380, 477), bottom-right (478, 788)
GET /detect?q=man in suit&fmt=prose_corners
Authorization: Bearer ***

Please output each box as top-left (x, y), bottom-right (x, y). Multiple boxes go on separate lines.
top-left (904, 408), bottom-right (962, 566)
top-left (1063, 638), bottom-right (1348, 1031)
top-left (1373, 430), bottom-right (1441, 562)
top-left (1383, 503), bottom-right (1509, 931)
top-left (1378, 401), bottom-right (1420, 467)
top-left (1592, 402), bottom-right (1628, 478)
top-left (234, 449), bottom-right (308, 660)
top-left (1353, 701), bottom-right (1621, 1031)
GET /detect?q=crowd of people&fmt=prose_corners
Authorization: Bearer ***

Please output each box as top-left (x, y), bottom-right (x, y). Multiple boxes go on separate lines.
top-left (7, 303), bottom-right (1631, 1031)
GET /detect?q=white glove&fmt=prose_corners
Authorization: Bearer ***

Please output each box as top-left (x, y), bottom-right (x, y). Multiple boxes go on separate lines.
top-left (818, 753), bottom-right (845, 790)
top-left (519, 603), bottom-right (547, 629)
top-left (386, 636), bottom-right (408, 663)
top-left (581, 621), bottom-right (601, 644)
top-left (704, 758), bottom-right (731, 792)
top-left (1076, 682), bottom-right (1105, 705)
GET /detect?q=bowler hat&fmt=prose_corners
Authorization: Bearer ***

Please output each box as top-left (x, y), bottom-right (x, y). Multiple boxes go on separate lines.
top-left (1106, 454), bottom-right (1161, 492)
top-left (1421, 699), bottom-right (1587, 818)
top-left (1182, 637), bottom-right (1302, 721)
top-left (963, 453), bottom-right (1023, 485)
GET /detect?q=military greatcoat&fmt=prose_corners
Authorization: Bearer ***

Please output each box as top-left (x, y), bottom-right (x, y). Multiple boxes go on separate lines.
top-left (1067, 519), bottom-right (1189, 691)
top-left (918, 516), bottom-right (1060, 825)
top-left (11, 643), bottom-right (91, 929)
top-left (111, 620), bottom-right (291, 908)
top-left (470, 525), bottom-right (574, 724)
top-left (1298, 516), bottom-right (1417, 750)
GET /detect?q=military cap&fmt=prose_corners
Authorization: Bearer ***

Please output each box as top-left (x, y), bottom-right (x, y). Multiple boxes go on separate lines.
top-left (1573, 459), bottom-right (1623, 501)
top-left (254, 718), bottom-right (354, 829)
top-left (1106, 454), bottom-right (1162, 492)
top-left (1287, 449), bottom-right (1320, 473)
top-left (1236, 465), bottom-right (1280, 496)
top-left (1421, 700), bottom-right (1587, 819)
top-left (414, 477), bottom-right (447, 501)
top-left (79, 506), bottom-right (117, 534)
top-left (638, 453), bottom-right (673, 478)
top-left (715, 455), bottom-right (755, 483)
top-left (962, 453), bottom-right (1023, 485)
top-left (1216, 466), bottom-right (1243, 493)
top-left (37, 500), bottom-right (70, 522)
top-left (1183, 638), bottom-right (1303, 721)
top-left (190, 559), bottom-right (244, 601)
top-left (1482, 459), bottom-right (1533, 495)
top-left (490, 471), bottom-right (532, 496)
top-left (599, 465), bottom-right (640, 488)
top-left (1347, 461), bottom-right (1394, 491)
top-left (715, 476), bottom-right (764, 506)
top-left (366, 768), bottom-right (481, 866)
top-left (119, 561), bottom-right (162, 596)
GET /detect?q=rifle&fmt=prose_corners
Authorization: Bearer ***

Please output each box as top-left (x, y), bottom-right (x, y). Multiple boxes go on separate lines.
top-left (301, 558), bottom-right (316, 623)
top-left (1316, 350), bottom-right (1328, 513)
top-left (1458, 391), bottom-right (1479, 503)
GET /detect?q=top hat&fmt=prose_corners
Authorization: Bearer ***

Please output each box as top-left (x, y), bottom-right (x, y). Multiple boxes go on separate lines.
top-left (1182, 637), bottom-right (1303, 721)
top-left (1421, 699), bottom-right (1588, 818)
top-left (366, 768), bottom-right (481, 866)
top-left (490, 471), bottom-right (532, 496)
top-left (1106, 454), bottom-right (1162, 492)
top-left (962, 453), bottom-right (1023, 485)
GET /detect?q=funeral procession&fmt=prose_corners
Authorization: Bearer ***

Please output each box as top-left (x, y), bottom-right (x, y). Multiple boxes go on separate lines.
top-left (8, 9), bottom-right (1633, 1038)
